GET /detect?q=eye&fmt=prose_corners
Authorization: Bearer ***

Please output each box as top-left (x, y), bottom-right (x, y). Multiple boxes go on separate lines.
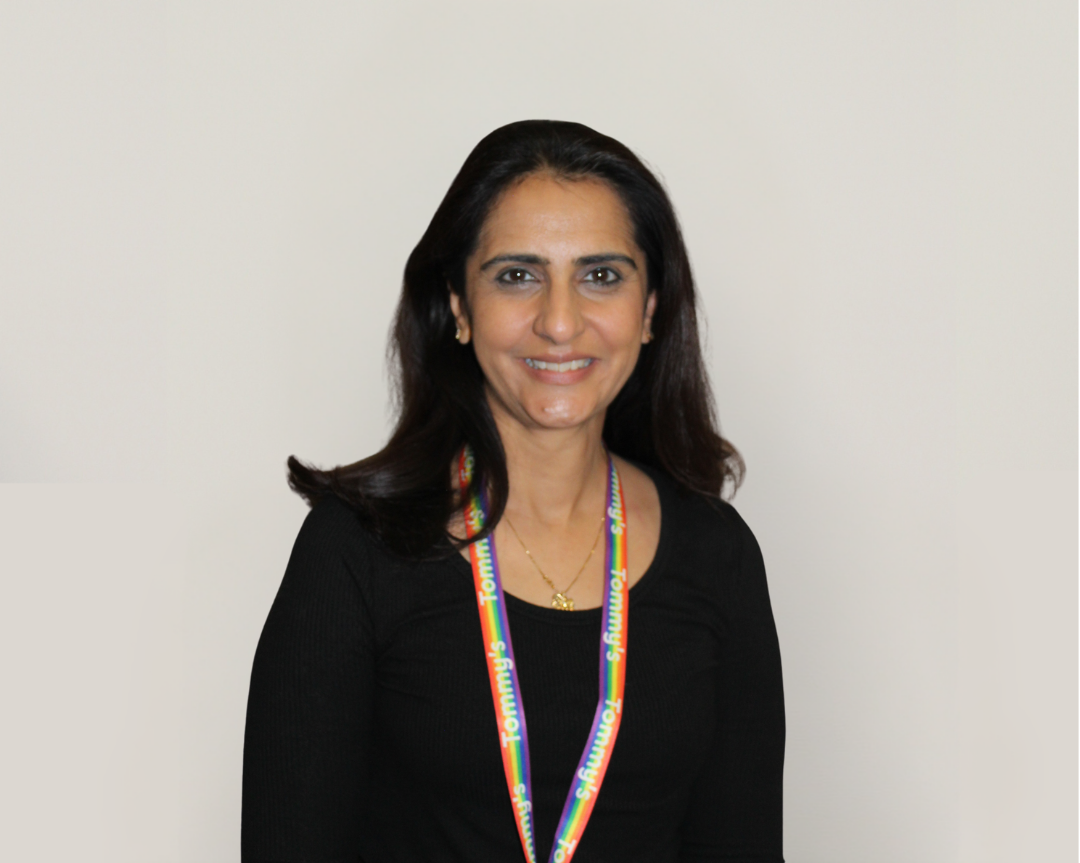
top-left (495, 267), bottom-right (537, 286)
top-left (584, 266), bottom-right (623, 287)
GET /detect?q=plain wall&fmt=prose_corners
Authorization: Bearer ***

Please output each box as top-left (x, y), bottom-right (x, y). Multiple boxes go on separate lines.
top-left (0, 2), bottom-right (1074, 861)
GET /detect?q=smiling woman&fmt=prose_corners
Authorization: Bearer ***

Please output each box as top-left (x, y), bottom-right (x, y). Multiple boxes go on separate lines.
top-left (242, 121), bottom-right (784, 863)
top-left (453, 176), bottom-right (655, 430)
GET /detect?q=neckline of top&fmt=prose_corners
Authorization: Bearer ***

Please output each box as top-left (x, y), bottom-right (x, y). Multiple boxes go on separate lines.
top-left (447, 461), bottom-right (675, 625)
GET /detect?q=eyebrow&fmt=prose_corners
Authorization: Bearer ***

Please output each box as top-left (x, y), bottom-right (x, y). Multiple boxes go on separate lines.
top-left (576, 253), bottom-right (638, 270)
top-left (479, 254), bottom-right (548, 271)
top-left (478, 252), bottom-right (638, 271)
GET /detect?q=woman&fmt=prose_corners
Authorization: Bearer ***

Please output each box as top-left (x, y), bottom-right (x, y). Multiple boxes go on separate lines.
top-left (242, 120), bottom-right (784, 863)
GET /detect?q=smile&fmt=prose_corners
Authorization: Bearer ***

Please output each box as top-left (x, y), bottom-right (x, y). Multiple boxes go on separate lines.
top-left (524, 358), bottom-right (594, 372)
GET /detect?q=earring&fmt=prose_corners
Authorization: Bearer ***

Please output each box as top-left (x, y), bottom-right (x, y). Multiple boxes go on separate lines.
top-left (454, 326), bottom-right (461, 342)
top-left (643, 330), bottom-right (653, 343)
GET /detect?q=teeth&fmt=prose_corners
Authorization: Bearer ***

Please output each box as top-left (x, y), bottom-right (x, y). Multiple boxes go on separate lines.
top-left (525, 358), bottom-right (594, 372)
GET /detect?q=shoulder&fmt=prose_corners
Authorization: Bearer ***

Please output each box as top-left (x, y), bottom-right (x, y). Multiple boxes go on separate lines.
top-left (282, 494), bottom-right (385, 598)
top-left (257, 496), bottom-right (382, 668)
top-left (294, 494), bottom-right (371, 554)
top-left (644, 466), bottom-right (756, 551)
top-left (647, 471), bottom-right (772, 604)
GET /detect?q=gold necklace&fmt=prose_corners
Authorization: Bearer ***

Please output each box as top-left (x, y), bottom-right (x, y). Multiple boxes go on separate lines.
top-left (503, 514), bottom-right (605, 611)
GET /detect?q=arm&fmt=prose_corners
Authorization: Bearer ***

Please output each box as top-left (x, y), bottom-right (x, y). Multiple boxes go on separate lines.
top-left (679, 507), bottom-right (786, 862)
top-left (241, 498), bottom-right (376, 863)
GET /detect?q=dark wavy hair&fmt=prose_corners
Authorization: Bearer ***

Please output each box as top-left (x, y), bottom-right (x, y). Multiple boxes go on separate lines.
top-left (288, 120), bottom-right (742, 558)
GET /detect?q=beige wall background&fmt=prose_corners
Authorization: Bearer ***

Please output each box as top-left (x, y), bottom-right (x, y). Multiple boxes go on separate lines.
top-left (0, 2), bottom-right (1075, 861)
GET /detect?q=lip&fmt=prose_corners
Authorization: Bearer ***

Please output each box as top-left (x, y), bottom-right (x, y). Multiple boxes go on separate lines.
top-left (519, 355), bottom-right (598, 385)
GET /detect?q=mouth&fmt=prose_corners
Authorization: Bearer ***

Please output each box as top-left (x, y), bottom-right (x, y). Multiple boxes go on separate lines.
top-left (523, 358), bottom-right (594, 372)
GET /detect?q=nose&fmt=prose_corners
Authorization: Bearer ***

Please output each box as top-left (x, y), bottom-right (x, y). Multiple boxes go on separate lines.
top-left (533, 276), bottom-right (584, 344)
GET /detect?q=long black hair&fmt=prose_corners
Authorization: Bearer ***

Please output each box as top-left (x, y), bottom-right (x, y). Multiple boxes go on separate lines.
top-left (288, 120), bottom-right (742, 558)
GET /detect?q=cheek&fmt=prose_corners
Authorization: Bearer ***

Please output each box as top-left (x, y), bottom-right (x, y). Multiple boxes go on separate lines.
top-left (470, 300), bottom-right (529, 360)
top-left (593, 304), bottom-right (645, 350)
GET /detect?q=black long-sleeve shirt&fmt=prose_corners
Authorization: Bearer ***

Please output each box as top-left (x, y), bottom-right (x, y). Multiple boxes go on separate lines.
top-left (242, 467), bottom-right (785, 862)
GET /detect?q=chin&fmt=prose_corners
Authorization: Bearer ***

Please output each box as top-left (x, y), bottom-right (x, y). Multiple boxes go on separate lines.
top-left (527, 398), bottom-right (595, 429)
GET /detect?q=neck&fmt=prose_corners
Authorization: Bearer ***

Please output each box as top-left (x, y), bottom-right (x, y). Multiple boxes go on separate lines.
top-left (492, 407), bottom-right (609, 529)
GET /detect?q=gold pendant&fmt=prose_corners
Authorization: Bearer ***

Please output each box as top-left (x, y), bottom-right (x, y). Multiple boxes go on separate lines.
top-left (551, 592), bottom-right (574, 611)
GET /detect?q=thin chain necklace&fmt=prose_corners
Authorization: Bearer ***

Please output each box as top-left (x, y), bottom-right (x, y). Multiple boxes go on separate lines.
top-left (503, 513), bottom-right (605, 611)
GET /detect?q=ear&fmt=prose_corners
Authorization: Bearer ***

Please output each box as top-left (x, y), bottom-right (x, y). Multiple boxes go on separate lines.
top-left (642, 291), bottom-right (658, 343)
top-left (448, 288), bottom-right (471, 344)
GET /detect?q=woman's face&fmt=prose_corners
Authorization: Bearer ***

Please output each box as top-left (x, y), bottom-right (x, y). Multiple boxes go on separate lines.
top-left (450, 173), bottom-right (656, 434)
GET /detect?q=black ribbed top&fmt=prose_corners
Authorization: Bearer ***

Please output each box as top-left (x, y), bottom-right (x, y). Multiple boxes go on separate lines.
top-left (242, 468), bottom-right (785, 863)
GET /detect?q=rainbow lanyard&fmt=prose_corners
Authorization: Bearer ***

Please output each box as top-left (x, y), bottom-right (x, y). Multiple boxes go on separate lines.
top-left (458, 446), bottom-right (629, 863)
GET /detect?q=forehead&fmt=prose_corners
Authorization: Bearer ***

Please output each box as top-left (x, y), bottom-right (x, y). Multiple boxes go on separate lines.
top-left (474, 173), bottom-right (637, 257)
